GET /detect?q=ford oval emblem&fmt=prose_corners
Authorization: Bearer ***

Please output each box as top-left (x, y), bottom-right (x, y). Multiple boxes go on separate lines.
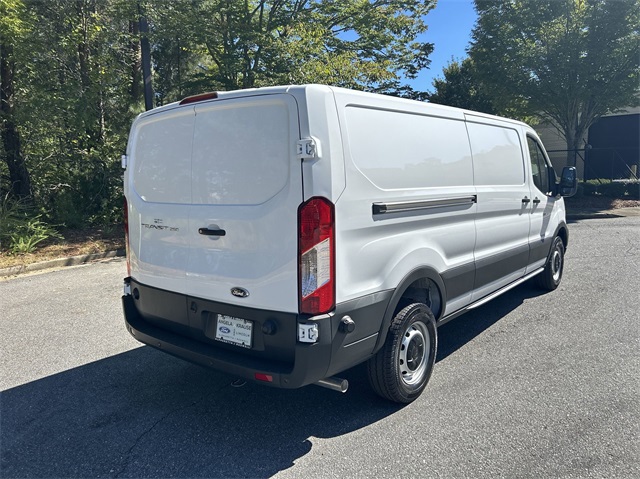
top-left (231, 287), bottom-right (249, 298)
top-left (219, 327), bottom-right (231, 334)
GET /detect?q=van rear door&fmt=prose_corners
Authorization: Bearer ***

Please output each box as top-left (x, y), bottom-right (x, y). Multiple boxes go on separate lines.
top-left (186, 95), bottom-right (303, 313)
top-left (128, 108), bottom-right (195, 295)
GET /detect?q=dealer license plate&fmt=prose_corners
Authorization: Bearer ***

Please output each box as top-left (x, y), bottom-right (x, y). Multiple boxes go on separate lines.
top-left (216, 315), bottom-right (253, 349)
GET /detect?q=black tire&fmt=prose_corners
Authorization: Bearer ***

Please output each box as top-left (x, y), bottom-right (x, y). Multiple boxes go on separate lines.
top-left (367, 303), bottom-right (437, 404)
top-left (535, 236), bottom-right (565, 291)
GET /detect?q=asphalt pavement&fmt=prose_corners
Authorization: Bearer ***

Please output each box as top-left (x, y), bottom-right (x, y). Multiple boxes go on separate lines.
top-left (1, 216), bottom-right (638, 478)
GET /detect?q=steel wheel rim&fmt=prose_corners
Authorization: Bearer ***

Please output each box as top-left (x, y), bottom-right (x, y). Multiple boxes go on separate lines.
top-left (399, 320), bottom-right (430, 386)
top-left (551, 246), bottom-right (562, 282)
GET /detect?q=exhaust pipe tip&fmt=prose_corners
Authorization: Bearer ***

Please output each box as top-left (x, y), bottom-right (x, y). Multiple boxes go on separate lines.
top-left (314, 377), bottom-right (349, 393)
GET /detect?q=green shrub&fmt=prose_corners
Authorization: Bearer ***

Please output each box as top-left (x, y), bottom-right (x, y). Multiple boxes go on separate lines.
top-left (0, 194), bottom-right (62, 254)
top-left (8, 216), bottom-right (63, 254)
top-left (582, 182), bottom-right (598, 196)
top-left (607, 182), bottom-right (628, 198)
top-left (626, 181), bottom-right (640, 200)
top-left (579, 179), bottom-right (640, 199)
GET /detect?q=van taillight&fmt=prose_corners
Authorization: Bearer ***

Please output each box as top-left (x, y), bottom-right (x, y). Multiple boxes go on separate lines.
top-left (298, 197), bottom-right (335, 315)
top-left (124, 197), bottom-right (130, 277)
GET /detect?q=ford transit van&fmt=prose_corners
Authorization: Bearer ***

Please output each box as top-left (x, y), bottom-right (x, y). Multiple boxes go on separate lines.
top-left (122, 85), bottom-right (577, 403)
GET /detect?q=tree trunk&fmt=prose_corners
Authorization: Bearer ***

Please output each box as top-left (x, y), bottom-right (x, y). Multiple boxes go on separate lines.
top-left (129, 20), bottom-right (142, 103)
top-left (76, 1), bottom-right (92, 92)
top-left (0, 41), bottom-right (32, 200)
top-left (138, 3), bottom-right (154, 111)
top-left (75, 0), bottom-right (99, 146)
top-left (564, 129), bottom-right (576, 168)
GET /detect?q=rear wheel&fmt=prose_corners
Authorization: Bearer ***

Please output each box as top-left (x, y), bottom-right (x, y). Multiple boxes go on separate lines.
top-left (367, 303), bottom-right (437, 403)
top-left (535, 236), bottom-right (565, 291)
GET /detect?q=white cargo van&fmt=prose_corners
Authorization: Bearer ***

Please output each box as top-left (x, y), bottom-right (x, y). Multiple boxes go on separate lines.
top-left (122, 85), bottom-right (577, 403)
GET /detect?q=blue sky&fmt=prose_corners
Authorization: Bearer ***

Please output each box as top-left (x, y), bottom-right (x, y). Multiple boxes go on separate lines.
top-left (410, 0), bottom-right (478, 92)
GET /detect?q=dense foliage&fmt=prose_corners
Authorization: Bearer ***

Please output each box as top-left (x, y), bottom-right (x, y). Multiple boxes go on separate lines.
top-left (148, 0), bottom-right (435, 101)
top-left (427, 58), bottom-right (496, 114)
top-left (0, 0), bottom-right (435, 238)
top-left (1, 0), bottom-right (144, 229)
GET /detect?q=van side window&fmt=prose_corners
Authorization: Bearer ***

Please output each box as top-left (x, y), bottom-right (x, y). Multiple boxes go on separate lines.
top-left (345, 106), bottom-right (474, 189)
top-left (527, 137), bottom-right (550, 195)
top-left (466, 122), bottom-right (525, 186)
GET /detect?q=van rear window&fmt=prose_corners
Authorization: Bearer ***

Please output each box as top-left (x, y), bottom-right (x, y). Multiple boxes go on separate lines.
top-left (191, 100), bottom-right (290, 205)
top-left (133, 110), bottom-right (194, 204)
top-left (132, 98), bottom-right (292, 205)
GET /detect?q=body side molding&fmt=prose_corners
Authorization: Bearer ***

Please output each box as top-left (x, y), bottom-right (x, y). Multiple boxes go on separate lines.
top-left (372, 195), bottom-right (477, 215)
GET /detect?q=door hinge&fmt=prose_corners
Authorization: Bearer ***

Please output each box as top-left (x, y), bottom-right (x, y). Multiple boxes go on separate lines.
top-left (121, 154), bottom-right (128, 169)
top-left (296, 138), bottom-right (319, 160)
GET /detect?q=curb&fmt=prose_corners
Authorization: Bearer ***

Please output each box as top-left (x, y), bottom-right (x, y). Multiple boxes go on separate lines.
top-left (566, 212), bottom-right (620, 220)
top-left (0, 249), bottom-right (125, 278)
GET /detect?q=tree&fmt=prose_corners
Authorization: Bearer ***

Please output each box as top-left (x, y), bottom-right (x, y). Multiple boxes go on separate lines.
top-left (427, 58), bottom-right (496, 114)
top-left (2, 0), bottom-right (142, 227)
top-left (0, 0), bottom-right (32, 200)
top-left (147, 0), bottom-right (436, 103)
top-left (470, 0), bottom-right (640, 165)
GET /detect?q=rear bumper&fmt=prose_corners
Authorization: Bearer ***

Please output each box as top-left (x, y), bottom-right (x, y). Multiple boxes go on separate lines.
top-left (122, 278), bottom-right (392, 388)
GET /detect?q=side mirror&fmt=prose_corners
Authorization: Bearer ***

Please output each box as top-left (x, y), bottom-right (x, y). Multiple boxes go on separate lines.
top-left (558, 166), bottom-right (578, 197)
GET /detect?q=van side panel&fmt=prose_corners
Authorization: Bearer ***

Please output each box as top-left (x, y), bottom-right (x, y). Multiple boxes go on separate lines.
top-left (466, 117), bottom-right (532, 300)
top-left (332, 92), bottom-right (477, 318)
top-left (294, 85), bottom-right (346, 202)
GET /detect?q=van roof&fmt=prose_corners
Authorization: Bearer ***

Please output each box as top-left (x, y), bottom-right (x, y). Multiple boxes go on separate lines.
top-left (136, 84), bottom-right (529, 129)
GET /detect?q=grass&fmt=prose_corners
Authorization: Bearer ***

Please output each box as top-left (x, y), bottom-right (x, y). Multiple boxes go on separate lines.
top-left (0, 226), bottom-right (125, 269)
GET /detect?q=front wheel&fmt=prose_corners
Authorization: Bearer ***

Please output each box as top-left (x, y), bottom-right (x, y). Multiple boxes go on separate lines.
top-left (535, 236), bottom-right (565, 291)
top-left (367, 303), bottom-right (437, 403)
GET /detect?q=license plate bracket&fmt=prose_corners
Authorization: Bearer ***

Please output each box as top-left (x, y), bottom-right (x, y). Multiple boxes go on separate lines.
top-left (215, 315), bottom-right (253, 349)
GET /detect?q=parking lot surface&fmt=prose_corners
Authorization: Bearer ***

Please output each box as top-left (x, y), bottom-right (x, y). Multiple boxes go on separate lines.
top-left (1, 216), bottom-right (638, 478)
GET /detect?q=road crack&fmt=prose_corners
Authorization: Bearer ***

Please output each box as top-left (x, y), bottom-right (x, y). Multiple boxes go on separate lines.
top-left (113, 395), bottom-right (206, 478)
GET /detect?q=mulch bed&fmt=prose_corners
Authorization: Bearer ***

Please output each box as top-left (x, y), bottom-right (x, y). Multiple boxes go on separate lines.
top-left (564, 196), bottom-right (640, 210)
top-left (0, 226), bottom-right (125, 269)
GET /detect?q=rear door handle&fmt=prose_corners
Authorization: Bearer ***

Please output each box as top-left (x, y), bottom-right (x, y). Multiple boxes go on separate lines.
top-left (522, 197), bottom-right (531, 204)
top-left (199, 228), bottom-right (226, 236)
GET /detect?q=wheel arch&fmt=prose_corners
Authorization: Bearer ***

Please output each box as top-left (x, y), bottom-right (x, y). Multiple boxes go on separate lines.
top-left (372, 266), bottom-right (446, 355)
top-left (556, 221), bottom-right (569, 250)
